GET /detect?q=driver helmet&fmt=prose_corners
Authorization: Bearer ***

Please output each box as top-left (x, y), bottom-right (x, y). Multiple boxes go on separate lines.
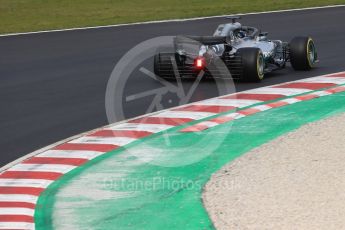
top-left (237, 30), bottom-right (246, 38)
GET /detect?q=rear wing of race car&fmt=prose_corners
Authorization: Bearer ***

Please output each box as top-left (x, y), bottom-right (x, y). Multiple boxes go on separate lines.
top-left (173, 35), bottom-right (229, 55)
top-left (174, 35), bottom-right (227, 46)
top-left (225, 16), bottom-right (241, 23)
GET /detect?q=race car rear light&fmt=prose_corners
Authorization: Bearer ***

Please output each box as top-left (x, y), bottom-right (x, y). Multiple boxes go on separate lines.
top-left (194, 57), bottom-right (205, 69)
top-left (196, 59), bottom-right (203, 67)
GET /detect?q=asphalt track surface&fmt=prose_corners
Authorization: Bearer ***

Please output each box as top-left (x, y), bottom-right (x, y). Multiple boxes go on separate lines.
top-left (1, 6), bottom-right (345, 167)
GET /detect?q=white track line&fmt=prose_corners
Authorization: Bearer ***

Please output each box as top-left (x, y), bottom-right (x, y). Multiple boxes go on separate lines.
top-left (312, 91), bottom-right (332, 97)
top-left (0, 222), bottom-right (35, 230)
top-left (37, 150), bottom-right (103, 160)
top-left (69, 136), bottom-right (137, 146)
top-left (251, 105), bottom-right (272, 111)
top-left (0, 194), bottom-right (38, 204)
top-left (0, 179), bottom-right (52, 188)
top-left (281, 98), bottom-right (302, 104)
top-left (195, 98), bottom-right (262, 107)
top-left (151, 111), bottom-right (215, 120)
top-left (197, 121), bottom-right (219, 128)
top-left (224, 113), bottom-right (246, 119)
top-left (8, 164), bottom-right (76, 174)
top-left (0, 207), bottom-right (35, 216)
top-left (0, 5), bottom-right (344, 37)
top-left (298, 76), bottom-right (345, 84)
top-left (245, 87), bottom-right (311, 95)
top-left (108, 123), bottom-right (173, 132)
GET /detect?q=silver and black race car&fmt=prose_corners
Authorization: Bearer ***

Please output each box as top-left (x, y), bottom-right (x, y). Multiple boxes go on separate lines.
top-left (154, 16), bottom-right (318, 82)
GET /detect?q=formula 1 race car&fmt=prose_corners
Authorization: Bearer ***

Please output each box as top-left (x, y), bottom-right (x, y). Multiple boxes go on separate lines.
top-left (154, 16), bottom-right (318, 81)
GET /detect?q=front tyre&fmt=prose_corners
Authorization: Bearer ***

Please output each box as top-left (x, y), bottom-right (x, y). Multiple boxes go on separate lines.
top-left (289, 37), bottom-right (317, 70)
top-left (237, 48), bottom-right (265, 82)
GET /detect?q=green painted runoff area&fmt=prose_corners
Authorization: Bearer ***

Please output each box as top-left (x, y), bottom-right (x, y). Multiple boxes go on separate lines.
top-left (36, 91), bottom-right (345, 229)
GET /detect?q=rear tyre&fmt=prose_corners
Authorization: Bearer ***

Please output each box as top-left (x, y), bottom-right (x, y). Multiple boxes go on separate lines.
top-left (154, 53), bottom-right (176, 79)
top-left (289, 37), bottom-right (317, 70)
top-left (237, 48), bottom-right (265, 82)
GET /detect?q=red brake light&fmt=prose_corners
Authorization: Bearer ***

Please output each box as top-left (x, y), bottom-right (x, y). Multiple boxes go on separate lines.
top-left (195, 57), bottom-right (205, 69)
top-left (196, 59), bottom-right (203, 67)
